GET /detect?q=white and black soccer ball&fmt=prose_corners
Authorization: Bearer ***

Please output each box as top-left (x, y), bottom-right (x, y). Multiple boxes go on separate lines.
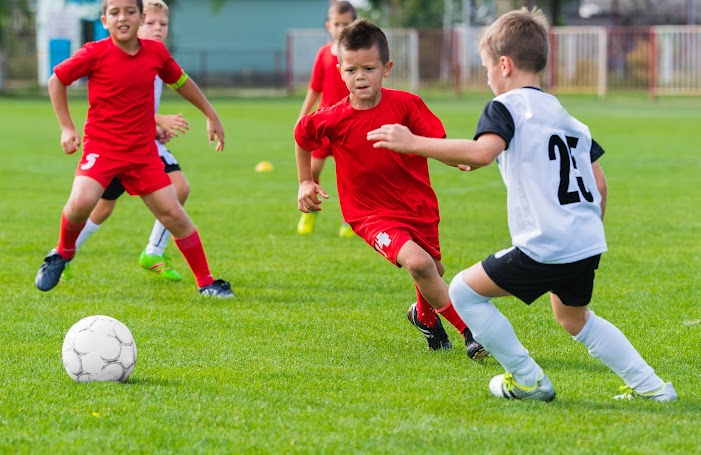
top-left (62, 315), bottom-right (137, 382)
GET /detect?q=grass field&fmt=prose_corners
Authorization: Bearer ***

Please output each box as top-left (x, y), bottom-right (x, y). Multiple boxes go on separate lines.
top-left (0, 92), bottom-right (699, 453)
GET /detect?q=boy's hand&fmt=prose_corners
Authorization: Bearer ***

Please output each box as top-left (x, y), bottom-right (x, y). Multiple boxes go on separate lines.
top-left (157, 113), bottom-right (190, 138)
top-left (298, 180), bottom-right (329, 212)
top-left (366, 124), bottom-right (416, 153)
top-left (60, 128), bottom-right (81, 154)
top-left (207, 117), bottom-right (225, 151)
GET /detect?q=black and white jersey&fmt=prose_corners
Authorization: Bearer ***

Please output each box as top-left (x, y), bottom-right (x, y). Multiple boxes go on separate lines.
top-left (474, 87), bottom-right (607, 264)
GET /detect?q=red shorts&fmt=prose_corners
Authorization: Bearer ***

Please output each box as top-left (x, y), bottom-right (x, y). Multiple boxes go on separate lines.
top-left (356, 223), bottom-right (441, 267)
top-left (75, 151), bottom-right (171, 196)
top-left (311, 137), bottom-right (333, 160)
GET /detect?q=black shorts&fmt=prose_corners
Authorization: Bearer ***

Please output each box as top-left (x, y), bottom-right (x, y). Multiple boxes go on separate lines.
top-left (101, 155), bottom-right (181, 200)
top-left (482, 247), bottom-right (601, 307)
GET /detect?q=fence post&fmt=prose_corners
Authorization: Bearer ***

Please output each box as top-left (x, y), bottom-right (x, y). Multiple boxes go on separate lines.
top-left (649, 27), bottom-right (657, 100)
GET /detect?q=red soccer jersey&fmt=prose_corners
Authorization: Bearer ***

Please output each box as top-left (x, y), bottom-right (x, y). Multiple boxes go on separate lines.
top-left (53, 38), bottom-right (183, 163)
top-left (295, 88), bottom-right (447, 236)
top-left (308, 43), bottom-right (349, 108)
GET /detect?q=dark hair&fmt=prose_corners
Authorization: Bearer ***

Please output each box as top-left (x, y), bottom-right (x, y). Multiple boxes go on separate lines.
top-left (329, 1), bottom-right (358, 20)
top-left (103, 0), bottom-right (144, 15)
top-left (338, 19), bottom-right (390, 64)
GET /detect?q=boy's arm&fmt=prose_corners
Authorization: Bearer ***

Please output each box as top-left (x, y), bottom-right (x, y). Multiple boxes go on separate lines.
top-left (48, 74), bottom-right (81, 155)
top-left (367, 124), bottom-right (506, 170)
top-left (592, 161), bottom-right (607, 220)
top-left (173, 78), bottom-right (224, 151)
top-left (296, 142), bottom-right (328, 212)
top-left (297, 88), bottom-right (321, 122)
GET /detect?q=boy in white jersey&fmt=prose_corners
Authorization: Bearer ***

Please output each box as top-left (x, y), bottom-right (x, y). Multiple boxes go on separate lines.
top-left (367, 7), bottom-right (677, 402)
top-left (64, 0), bottom-right (189, 282)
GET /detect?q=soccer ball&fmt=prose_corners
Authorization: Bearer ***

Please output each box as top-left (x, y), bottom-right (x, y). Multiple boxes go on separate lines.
top-left (62, 315), bottom-right (137, 382)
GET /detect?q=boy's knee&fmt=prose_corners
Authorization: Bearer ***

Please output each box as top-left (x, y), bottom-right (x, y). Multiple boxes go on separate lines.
top-left (449, 272), bottom-right (489, 307)
top-left (404, 255), bottom-right (436, 280)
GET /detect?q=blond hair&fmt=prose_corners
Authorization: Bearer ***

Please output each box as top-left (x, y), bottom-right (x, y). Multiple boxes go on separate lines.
top-left (144, 0), bottom-right (169, 15)
top-left (479, 7), bottom-right (549, 73)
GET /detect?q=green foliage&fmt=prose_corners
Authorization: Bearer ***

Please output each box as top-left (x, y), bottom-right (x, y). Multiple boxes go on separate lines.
top-left (0, 93), bottom-right (699, 452)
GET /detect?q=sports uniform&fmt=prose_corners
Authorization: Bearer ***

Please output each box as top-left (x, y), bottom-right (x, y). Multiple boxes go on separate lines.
top-left (53, 38), bottom-right (183, 195)
top-left (474, 87), bottom-right (607, 306)
top-left (295, 88), bottom-right (446, 265)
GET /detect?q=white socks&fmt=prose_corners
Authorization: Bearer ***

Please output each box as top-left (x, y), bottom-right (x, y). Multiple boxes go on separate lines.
top-left (145, 220), bottom-right (171, 256)
top-left (573, 311), bottom-right (665, 393)
top-left (449, 272), bottom-right (543, 386)
top-left (75, 219), bottom-right (101, 250)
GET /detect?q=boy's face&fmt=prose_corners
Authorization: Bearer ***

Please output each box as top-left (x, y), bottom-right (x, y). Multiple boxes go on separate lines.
top-left (101, 0), bottom-right (143, 44)
top-left (326, 11), bottom-right (355, 42)
top-left (338, 44), bottom-right (393, 108)
top-left (139, 9), bottom-right (169, 42)
top-left (480, 49), bottom-right (505, 96)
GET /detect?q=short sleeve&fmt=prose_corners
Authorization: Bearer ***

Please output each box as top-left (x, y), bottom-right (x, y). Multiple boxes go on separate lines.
top-left (294, 111), bottom-right (325, 152)
top-left (590, 139), bottom-right (605, 162)
top-left (53, 42), bottom-right (96, 85)
top-left (152, 40), bottom-right (183, 85)
top-left (406, 95), bottom-right (446, 139)
top-left (474, 100), bottom-right (515, 147)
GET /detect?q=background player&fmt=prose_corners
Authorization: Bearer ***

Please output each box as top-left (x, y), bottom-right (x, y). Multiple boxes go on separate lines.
top-left (65, 0), bottom-right (189, 282)
top-left (35, 0), bottom-right (233, 298)
top-left (296, 1), bottom-right (356, 237)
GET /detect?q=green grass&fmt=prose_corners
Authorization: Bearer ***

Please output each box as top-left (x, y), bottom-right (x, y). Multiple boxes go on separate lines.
top-left (0, 92), bottom-right (699, 453)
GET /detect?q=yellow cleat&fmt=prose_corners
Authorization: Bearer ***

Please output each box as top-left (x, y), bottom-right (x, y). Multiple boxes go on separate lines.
top-left (297, 212), bottom-right (317, 235)
top-left (338, 222), bottom-right (355, 238)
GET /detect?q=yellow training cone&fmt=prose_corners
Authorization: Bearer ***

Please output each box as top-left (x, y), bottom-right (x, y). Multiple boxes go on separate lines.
top-left (255, 161), bottom-right (274, 172)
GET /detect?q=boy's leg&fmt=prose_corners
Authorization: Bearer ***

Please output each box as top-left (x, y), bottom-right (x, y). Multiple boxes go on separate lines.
top-left (556, 296), bottom-right (676, 401)
top-left (397, 240), bottom-right (487, 360)
top-left (140, 186), bottom-right (232, 297)
top-left (36, 176), bottom-right (104, 291)
top-left (140, 170), bottom-right (188, 280)
top-left (449, 264), bottom-right (554, 401)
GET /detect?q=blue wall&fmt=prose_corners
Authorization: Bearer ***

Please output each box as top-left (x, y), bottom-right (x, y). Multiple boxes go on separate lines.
top-left (169, 0), bottom-right (328, 83)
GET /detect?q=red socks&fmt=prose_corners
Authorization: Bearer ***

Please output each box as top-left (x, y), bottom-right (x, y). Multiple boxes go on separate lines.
top-left (173, 230), bottom-right (214, 288)
top-left (415, 283), bottom-right (468, 333)
top-left (57, 213), bottom-right (86, 260)
top-left (436, 301), bottom-right (467, 333)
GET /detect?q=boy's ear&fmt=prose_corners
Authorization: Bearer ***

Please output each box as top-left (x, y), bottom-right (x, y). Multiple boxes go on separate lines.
top-left (100, 15), bottom-right (107, 29)
top-left (383, 60), bottom-right (394, 78)
top-left (499, 55), bottom-right (513, 77)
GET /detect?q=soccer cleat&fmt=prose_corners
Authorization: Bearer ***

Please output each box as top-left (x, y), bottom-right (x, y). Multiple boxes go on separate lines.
top-left (297, 212), bottom-right (317, 235)
top-left (407, 303), bottom-right (452, 351)
top-left (139, 250), bottom-right (182, 281)
top-left (613, 383), bottom-right (678, 402)
top-left (462, 327), bottom-right (489, 363)
top-left (35, 249), bottom-right (71, 292)
top-left (489, 372), bottom-right (556, 402)
top-left (338, 222), bottom-right (355, 238)
top-left (199, 279), bottom-right (235, 298)
top-left (60, 262), bottom-right (74, 282)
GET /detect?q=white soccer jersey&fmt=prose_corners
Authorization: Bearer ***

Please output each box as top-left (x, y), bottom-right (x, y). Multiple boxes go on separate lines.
top-left (475, 87), bottom-right (607, 264)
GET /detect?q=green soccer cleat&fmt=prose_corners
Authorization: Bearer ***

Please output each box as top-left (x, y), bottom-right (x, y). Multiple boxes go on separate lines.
top-left (60, 261), bottom-right (73, 282)
top-left (489, 372), bottom-right (556, 402)
top-left (138, 250), bottom-right (182, 281)
top-left (613, 383), bottom-right (678, 402)
top-left (338, 222), bottom-right (355, 238)
top-left (297, 212), bottom-right (318, 235)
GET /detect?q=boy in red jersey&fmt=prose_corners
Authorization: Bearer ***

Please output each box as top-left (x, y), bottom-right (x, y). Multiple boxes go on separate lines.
top-left (65, 0), bottom-right (190, 283)
top-left (35, 0), bottom-right (233, 298)
top-left (295, 19), bottom-right (487, 361)
top-left (296, 1), bottom-right (356, 237)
